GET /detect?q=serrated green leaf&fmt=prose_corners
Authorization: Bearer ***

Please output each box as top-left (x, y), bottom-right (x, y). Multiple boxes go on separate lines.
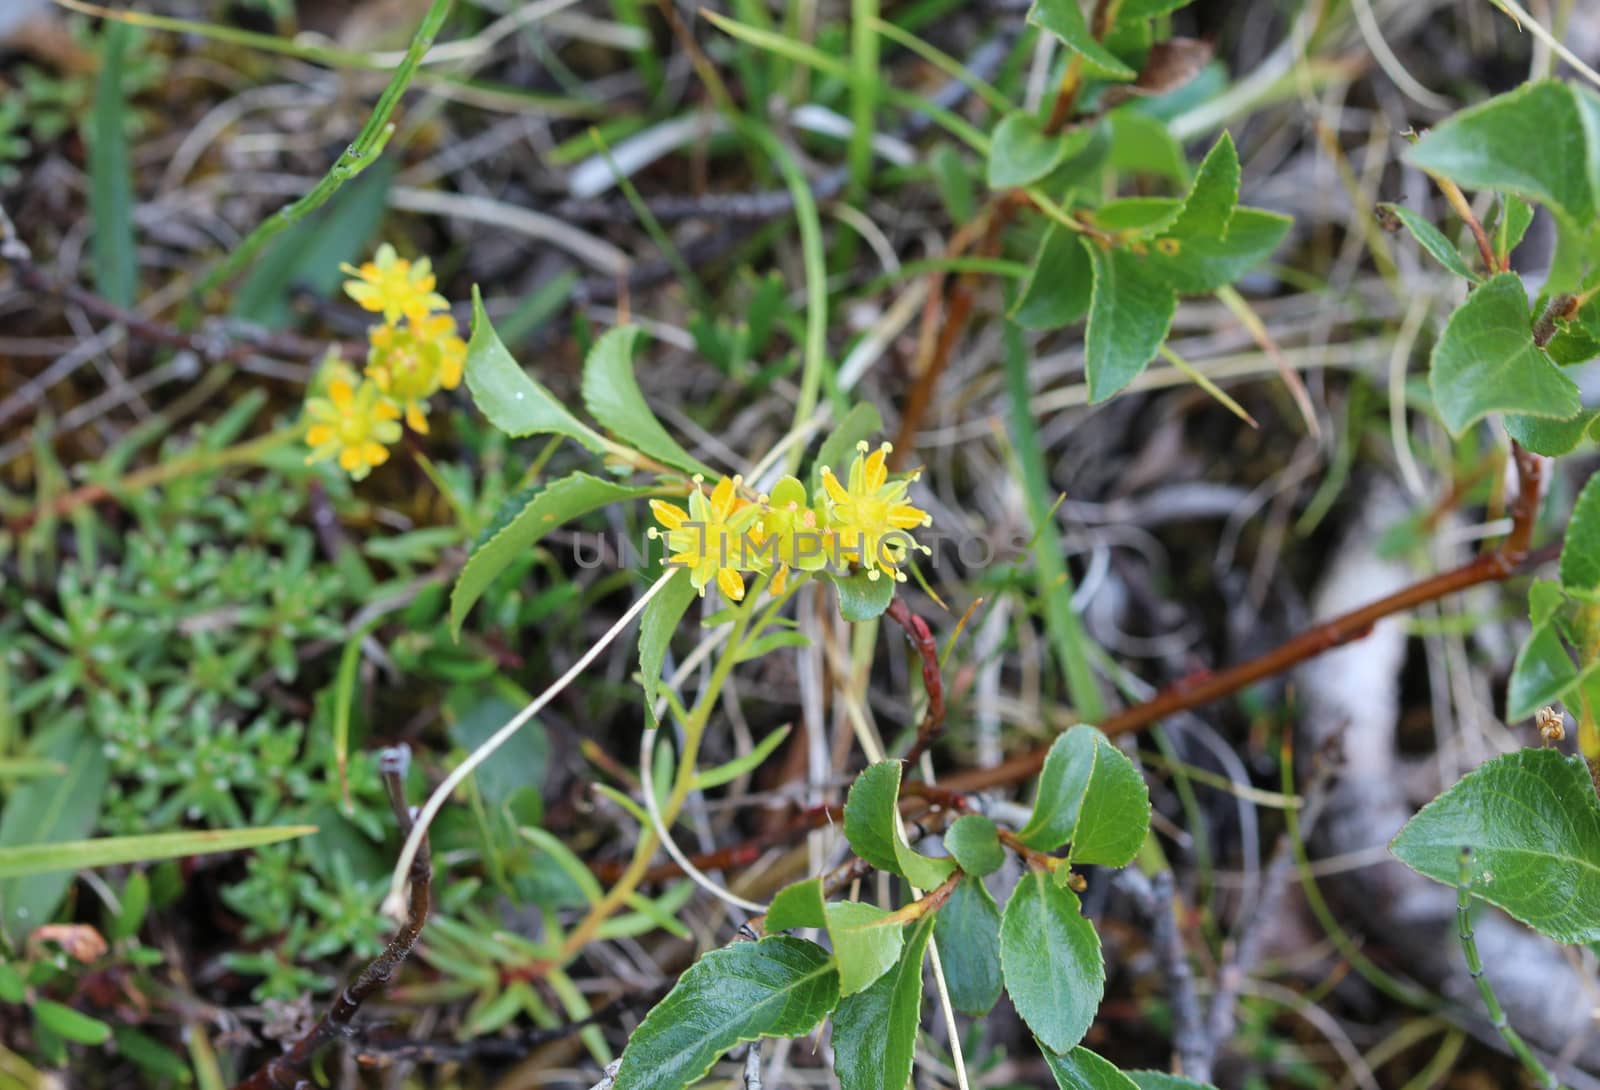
top-left (1044, 1045), bottom-right (1141, 1089)
top-left (1427, 272), bottom-right (1581, 435)
top-left (999, 871), bottom-right (1105, 1053)
top-left (1505, 410), bottom-right (1598, 456)
top-left (34, 1001), bottom-right (111, 1046)
top-left (1107, 109), bottom-right (1188, 184)
top-left (843, 761), bottom-right (959, 889)
top-left (989, 111), bottom-right (1071, 189)
top-left (0, 722), bottom-right (109, 944)
top-left (612, 936), bottom-right (840, 1090)
top-left (829, 568), bottom-right (897, 622)
top-left (1408, 81), bottom-right (1599, 227)
top-left (1561, 471), bottom-right (1600, 592)
top-left (450, 473), bottom-right (655, 637)
top-left (0, 826), bottom-right (318, 881)
top-left (933, 875), bottom-right (1003, 1016)
top-left (639, 568), bottom-right (697, 726)
top-left (465, 286), bottom-right (605, 449)
top-left (1390, 748), bottom-right (1600, 944)
top-left (1018, 725), bottom-right (1150, 866)
top-left (1495, 194), bottom-right (1535, 263)
top-left (812, 403), bottom-right (884, 497)
top-left (766, 877), bottom-right (827, 931)
top-left (944, 814), bottom-right (1005, 876)
top-left (832, 914), bottom-right (934, 1090)
top-left (1014, 226), bottom-right (1094, 330)
top-left (825, 901), bottom-right (905, 995)
top-left (582, 327), bottom-right (715, 476)
top-left (1507, 622), bottom-right (1581, 720)
top-left (1147, 208), bottom-right (1291, 294)
top-left (1168, 132), bottom-right (1239, 240)
top-left (1029, 0), bottom-right (1136, 79)
top-left (1380, 203), bottom-right (1479, 282)
top-left (1085, 246), bottom-right (1177, 403)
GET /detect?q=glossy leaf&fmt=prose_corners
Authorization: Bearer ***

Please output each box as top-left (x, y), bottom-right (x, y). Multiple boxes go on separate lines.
top-left (1504, 410), bottom-right (1599, 457)
top-left (1167, 132), bottom-right (1238, 239)
top-left (465, 287), bottom-right (605, 449)
top-left (1507, 622), bottom-right (1580, 720)
top-left (1044, 1045), bottom-right (1141, 1089)
top-left (1390, 748), bottom-right (1600, 944)
top-left (582, 327), bottom-right (715, 476)
top-left (932, 875), bottom-right (1003, 1015)
top-left (612, 936), bottom-right (840, 1090)
top-left (944, 814), bottom-right (1005, 876)
top-left (1085, 246), bottom-right (1177, 403)
top-left (1029, 0), bottom-right (1136, 79)
top-left (1107, 109), bottom-right (1188, 183)
top-left (1001, 871), bottom-right (1104, 1052)
top-left (990, 111), bottom-right (1070, 189)
top-left (1561, 471), bottom-right (1600, 593)
top-left (843, 761), bottom-right (959, 889)
top-left (1427, 273), bottom-right (1580, 435)
top-left (34, 1000), bottom-right (111, 1046)
top-left (829, 568), bottom-right (897, 622)
top-left (450, 472), bottom-right (655, 637)
top-left (766, 877), bottom-right (827, 931)
top-left (639, 568), bottom-right (697, 726)
top-left (1018, 725), bottom-right (1150, 866)
top-left (832, 915), bottom-right (934, 1090)
top-left (1379, 203), bottom-right (1479, 282)
top-left (1408, 81), bottom-right (1600, 228)
top-left (1147, 207), bottom-right (1291, 294)
top-left (1127, 1073), bottom-right (1218, 1090)
top-left (1014, 226), bottom-right (1094, 330)
top-left (825, 901), bottom-right (905, 995)
top-left (1118, 0), bottom-right (1196, 17)
top-left (0, 826), bottom-right (318, 881)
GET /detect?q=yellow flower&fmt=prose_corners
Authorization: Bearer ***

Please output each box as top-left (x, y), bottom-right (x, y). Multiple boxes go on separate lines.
top-left (365, 313), bottom-right (466, 433)
top-left (819, 441), bottom-right (931, 582)
top-left (304, 366), bottom-right (402, 481)
top-left (341, 243), bottom-right (449, 326)
top-left (756, 475), bottom-right (828, 596)
top-left (649, 475), bottom-right (762, 601)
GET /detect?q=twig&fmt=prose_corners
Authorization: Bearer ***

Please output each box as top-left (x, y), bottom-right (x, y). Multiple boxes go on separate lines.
top-left (887, 598), bottom-right (947, 765)
top-left (1121, 870), bottom-right (1207, 1078)
top-left (743, 1041), bottom-right (764, 1090)
top-left (941, 444), bottom-right (1549, 794)
top-left (233, 747), bottom-right (432, 1090)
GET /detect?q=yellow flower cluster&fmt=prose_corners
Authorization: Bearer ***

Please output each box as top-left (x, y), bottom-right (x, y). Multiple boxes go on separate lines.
top-left (649, 442), bottom-right (932, 601)
top-left (303, 245), bottom-right (465, 479)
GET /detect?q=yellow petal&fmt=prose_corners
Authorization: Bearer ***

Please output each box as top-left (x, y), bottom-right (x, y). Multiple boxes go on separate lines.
top-left (820, 467), bottom-right (848, 505)
top-left (329, 379), bottom-right (355, 408)
top-left (710, 476), bottom-right (737, 517)
top-left (717, 567), bottom-right (746, 601)
top-left (863, 444), bottom-right (889, 491)
top-left (406, 402), bottom-right (428, 433)
top-left (339, 447), bottom-right (362, 471)
top-left (305, 424), bottom-right (334, 447)
top-left (769, 564), bottom-right (788, 596)
top-left (888, 504), bottom-right (928, 529)
top-left (650, 500), bottom-right (688, 530)
top-left (364, 441), bottom-right (389, 467)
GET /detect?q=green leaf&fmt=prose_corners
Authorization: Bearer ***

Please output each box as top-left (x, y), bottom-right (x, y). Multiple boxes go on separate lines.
top-left (612, 936), bottom-right (840, 1090)
top-left (812, 403), bottom-right (883, 497)
top-left (1118, 0), bottom-right (1195, 17)
top-left (1028, 0), bottom-right (1137, 79)
top-left (1495, 194), bottom-right (1536, 263)
top-left (1085, 246), bottom-right (1177, 403)
top-left (1147, 208), bottom-right (1291, 294)
top-left (1127, 1073), bottom-right (1218, 1090)
top-left (1044, 1045), bottom-right (1141, 1089)
top-left (1013, 226), bottom-right (1094, 330)
top-left (1000, 871), bottom-right (1105, 1053)
top-left (582, 327), bottom-right (715, 476)
top-left (832, 914), bottom-right (934, 1090)
top-left (451, 472), bottom-right (655, 637)
top-left (1561, 471), bottom-right (1600, 593)
top-left (448, 693), bottom-right (549, 809)
top-left (829, 568), bottom-right (897, 622)
top-left (0, 826), bottom-right (319, 881)
top-left (766, 877), bottom-right (827, 931)
top-left (1408, 81), bottom-right (1599, 228)
top-left (944, 814), bottom-right (1005, 876)
top-left (1504, 410), bottom-right (1598, 457)
top-left (692, 725), bottom-right (793, 790)
top-left (1427, 272), bottom-right (1581, 435)
top-left (1390, 748), bottom-right (1600, 944)
top-left (1018, 725), bottom-right (1150, 866)
top-left (465, 286), bottom-right (606, 449)
top-left (34, 1001), bottom-right (111, 1046)
top-left (1506, 622), bottom-right (1580, 720)
top-left (989, 111), bottom-right (1071, 189)
top-left (0, 723), bottom-right (109, 944)
top-left (89, 23), bottom-right (136, 308)
top-left (843, 761), bottom-right (959, 889)
top-left (1380, 203), bottom-right (1479, 282)
top-left (1168, 132), bottom-right (1239, 240)
top-left (932, 875), bottom-right (1003, 1016)
top-left (825, 901), bottom-right (905, 995)
top-left (1106, 109), bottom-right (1188, 184)
top-left (639, 568), bottom-right (698, 726)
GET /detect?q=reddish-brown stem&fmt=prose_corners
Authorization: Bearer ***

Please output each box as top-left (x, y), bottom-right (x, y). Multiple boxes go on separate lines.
top-left (1433, 174), bottom-right (1502, 274)
top-left (887, 597), bottom-right (946, 764)
top-left (233, 749), bottom-right (431, 1090)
